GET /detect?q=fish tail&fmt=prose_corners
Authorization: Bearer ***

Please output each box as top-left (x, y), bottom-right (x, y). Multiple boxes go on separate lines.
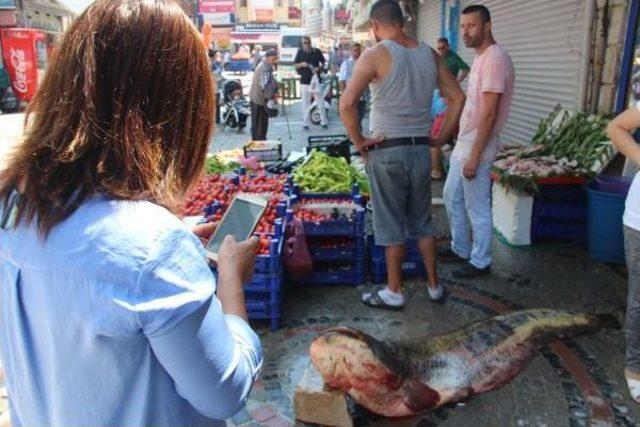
top-left (587, 312), bottom-right (622, 330)
top-left (501, 310), bottom-right (618, 349)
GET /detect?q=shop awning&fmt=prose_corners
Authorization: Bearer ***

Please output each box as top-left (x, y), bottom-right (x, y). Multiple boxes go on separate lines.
top-left (230, 32), bottom-right (280, 45)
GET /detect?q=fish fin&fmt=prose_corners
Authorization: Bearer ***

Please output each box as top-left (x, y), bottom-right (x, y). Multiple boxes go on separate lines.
top-left (401, 379), bottom-right (440, 412)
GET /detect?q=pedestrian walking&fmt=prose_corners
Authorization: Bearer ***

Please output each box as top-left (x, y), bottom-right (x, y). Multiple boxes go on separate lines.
top-left (340, 0), bottom-right (465, 310)
top-left (338, 42), bottom-right (368, 131)
top-left (606, 108), bottom-right (640, 403)
top-left (0, 1), bottom-right (262, 426)
top-left (441, 5), bottom-right (515, 279)
top-left (249, 50), bottom-right (278, 140)
top-left (294, 36), bottom-right (326, 130)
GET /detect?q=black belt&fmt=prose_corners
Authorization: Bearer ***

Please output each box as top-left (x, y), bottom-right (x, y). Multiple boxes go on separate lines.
top-left (369, 136), bottom-right (432, 150)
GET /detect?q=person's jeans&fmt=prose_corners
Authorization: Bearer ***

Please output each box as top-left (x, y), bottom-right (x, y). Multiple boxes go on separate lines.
top-left (625, 225), bottom-right (640, 372)
top-left (443, 156), bottom-right (493, 269)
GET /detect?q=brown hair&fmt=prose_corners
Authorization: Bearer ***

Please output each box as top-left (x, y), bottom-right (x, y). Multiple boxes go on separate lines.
top-left (0, 0), bottom-right (214, 237)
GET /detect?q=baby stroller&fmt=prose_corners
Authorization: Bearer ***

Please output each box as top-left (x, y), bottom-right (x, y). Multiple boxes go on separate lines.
top-left (220, 79), bottom-right (250, 132)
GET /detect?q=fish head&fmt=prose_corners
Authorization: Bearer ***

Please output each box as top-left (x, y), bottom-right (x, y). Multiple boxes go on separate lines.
top-left (309, 327), bottom-right (440, 417)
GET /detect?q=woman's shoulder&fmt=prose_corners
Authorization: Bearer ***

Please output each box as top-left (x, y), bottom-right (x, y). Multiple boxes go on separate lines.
top-left (57, 197), bottom-right (195, 270)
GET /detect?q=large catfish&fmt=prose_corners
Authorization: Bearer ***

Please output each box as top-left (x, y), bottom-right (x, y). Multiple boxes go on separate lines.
top-left (309, 309), bottom-right (619, 417)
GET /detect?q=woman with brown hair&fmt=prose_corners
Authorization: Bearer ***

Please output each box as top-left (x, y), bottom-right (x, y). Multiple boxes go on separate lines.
top-left (0, 1), bottom-right (262, 426)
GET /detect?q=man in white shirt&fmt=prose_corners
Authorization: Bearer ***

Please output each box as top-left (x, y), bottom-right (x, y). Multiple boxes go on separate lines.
top-left (338, 43), bottom-right (367, 131)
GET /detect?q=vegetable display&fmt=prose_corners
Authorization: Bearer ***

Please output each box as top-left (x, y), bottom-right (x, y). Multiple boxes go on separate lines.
top-left (532, 106), bottom-right (610, 169)
top-left (293, 150), bottom-right (369, 194)
top-left (492, 106), bottom-right (612, 194)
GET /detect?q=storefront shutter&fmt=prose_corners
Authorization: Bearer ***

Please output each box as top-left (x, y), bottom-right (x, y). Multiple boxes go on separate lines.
top-left (458, 0), bottom-right (588, 145)
top-left (417, 0), bottom-right (442, 48)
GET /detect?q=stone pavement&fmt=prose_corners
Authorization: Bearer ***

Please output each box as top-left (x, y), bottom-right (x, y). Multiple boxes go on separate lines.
top-left (1, 100), bottom-right (639, 426)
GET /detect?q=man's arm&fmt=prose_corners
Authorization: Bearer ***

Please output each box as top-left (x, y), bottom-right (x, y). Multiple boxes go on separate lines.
top-left (339, 48), bottom-right (380, 155)
top-left (457, 69), bottom-right (469, 83)
top-left (433, 51), bottom-right (465, 146)
top-left (463, 91), bottom-right (501, 178)
top-left (607, 109), bottom-right (640, 167)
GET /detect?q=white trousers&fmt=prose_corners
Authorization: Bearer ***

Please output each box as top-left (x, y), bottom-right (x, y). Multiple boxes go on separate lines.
top-left (443, 156), bottom-right (493, 269)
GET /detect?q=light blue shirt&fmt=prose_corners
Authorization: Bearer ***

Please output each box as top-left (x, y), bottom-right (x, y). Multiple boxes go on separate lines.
top-left (0, 195), bottom-right (262, 427)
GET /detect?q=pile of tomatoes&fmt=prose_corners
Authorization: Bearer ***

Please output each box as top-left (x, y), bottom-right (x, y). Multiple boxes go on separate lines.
top-left (181, 175), bottom-right (237, 217)
top-left (238, 174), bottom-right (287, 194)
top-left (181, 173), bottom-right (290, 257)
top-left (293, 198), bottom-right (359, 223)
top-left (294, 209), bottom-right (331, 223)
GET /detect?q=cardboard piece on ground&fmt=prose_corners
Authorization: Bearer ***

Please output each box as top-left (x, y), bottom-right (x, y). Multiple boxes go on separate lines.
top-left (294, 364), bottom-right (353, 427)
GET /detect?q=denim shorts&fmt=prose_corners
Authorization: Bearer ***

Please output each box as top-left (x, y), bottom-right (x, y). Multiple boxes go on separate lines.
top-left (365, 144), bottom-right (434, 246)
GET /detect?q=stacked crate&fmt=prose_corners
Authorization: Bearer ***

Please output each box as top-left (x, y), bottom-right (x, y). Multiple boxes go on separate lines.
top-left (368, 238), bottom-right (427, 284)
top-left (291, 190), bottom-right (366, 286)
top-left (531, 184), bottom-right (587, 242)
top-left (245, 217), bottom-right (285, 331)
top-left (204, 176), bottom-right (288, 331)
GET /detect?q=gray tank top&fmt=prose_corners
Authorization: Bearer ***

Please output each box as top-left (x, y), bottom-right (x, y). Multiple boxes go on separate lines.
top-left (369, 40), bottom-right (437, 139)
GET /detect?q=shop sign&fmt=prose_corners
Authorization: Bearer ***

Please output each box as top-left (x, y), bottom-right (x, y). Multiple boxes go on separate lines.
top-left (252, 0), bottom-right (274, 23)
top-left (198, 0), bottom-right (234, 14)
top-left (1, 29), bottom-right (40, 101)
top-left (288, 7), bottom-right (301, 20)
top-left (236, 23), bottom-right (281, 32)
top-left (201, 12), bottom-right (234, 26)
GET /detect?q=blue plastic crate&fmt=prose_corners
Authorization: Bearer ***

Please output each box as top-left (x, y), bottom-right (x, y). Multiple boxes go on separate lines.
top-left (245, 272), bottom-right (282, 293)
top-left (303, 218), bottom-right (365, 237)
top-left (368, 237), bottom-right (420, 262)
top-left (531, 219), bottom-right (586, 242)
top-left (536, 184), bottom-right (587, 204)
top-left (369, 259), bottom-right (426, 284)
top-left (309, 238), bottom-right (366, 261)
top-left (254, 238), bottom-right (284, 275)
top-left (533, 203), bottom-right (587, 221)
top-left (245, 300), bottom-right (280, 330)
top-left (301, 263), bottom-right (365, 286)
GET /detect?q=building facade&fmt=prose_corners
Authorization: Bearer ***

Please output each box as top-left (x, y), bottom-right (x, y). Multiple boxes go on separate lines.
top-left (199, 0), bottom-right (302, 50)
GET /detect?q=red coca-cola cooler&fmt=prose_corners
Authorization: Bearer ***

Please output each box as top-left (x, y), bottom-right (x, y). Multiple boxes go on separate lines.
top-left (0, 28), bottom-right (48, 102)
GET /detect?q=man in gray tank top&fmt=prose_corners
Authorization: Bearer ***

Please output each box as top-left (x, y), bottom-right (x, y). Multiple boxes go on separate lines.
top-left (339, 0), bottom-right (465, 310)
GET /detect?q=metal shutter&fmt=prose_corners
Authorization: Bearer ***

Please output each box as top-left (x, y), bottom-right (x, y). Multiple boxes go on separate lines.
top-left (417, 0), bottom-right (442, 48)
top-left (458, 0), bottom-right (587, 144)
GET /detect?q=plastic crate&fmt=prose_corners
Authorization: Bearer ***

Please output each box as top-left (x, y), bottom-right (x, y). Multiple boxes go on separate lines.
top-left (254, 238), bottom-right (284, 275)
top-left (307, 135), bottom-right (351, 161)
top-left (303, 219), bottom-right (364, 237)
top-left (368, 237), bottom-right (420, 261)
top-left (535, 184), bottom-right (587, 205)
top-left (531, 219), bottom-right (586, 242)
top-left (245, 272), bottom-right (282, 293)
top-left (308, 237), bottom-right (366, 262)
top-left (301, 262), bottom-right (365, 286)
top-left (370, 259), bottom-right (427, 284)
top-left (532, 203), bottom-right (587, 221)
top-left (243, 141), bottom-right (283, 162)
top-left (245, 298), bottom-right (280, 330)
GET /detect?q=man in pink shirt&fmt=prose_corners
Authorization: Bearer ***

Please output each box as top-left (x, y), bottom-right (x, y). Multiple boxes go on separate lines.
top-left (441, 4), bottom-right (515, 279)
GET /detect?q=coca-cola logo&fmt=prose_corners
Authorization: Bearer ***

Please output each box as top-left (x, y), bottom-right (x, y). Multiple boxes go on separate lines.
top-left (10, 48), bottom-right (28, 94)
